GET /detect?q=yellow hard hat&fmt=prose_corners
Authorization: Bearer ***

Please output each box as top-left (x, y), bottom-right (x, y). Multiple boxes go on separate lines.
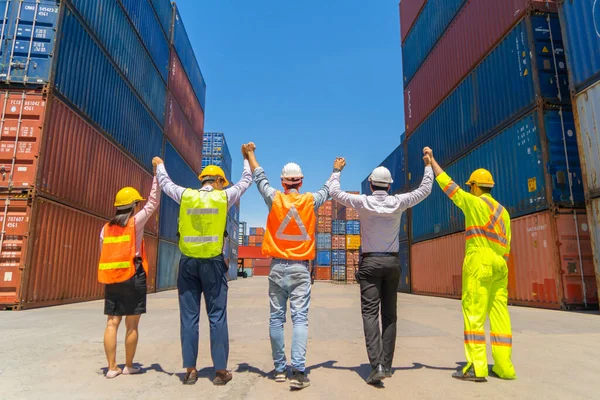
top-left (114, 187), bottom-right (144, 209)
top-left (466, 168), bottom-right (495, 188)
top-left (199, 165), bottom-right (229, 187)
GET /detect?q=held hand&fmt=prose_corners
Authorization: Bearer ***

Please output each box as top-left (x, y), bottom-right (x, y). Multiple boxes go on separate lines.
top-left (333, 157), bottom-right (346, 171)
top-left (246, 142), bottom-right (256, 153)
top-left (152, 157), bottom-right (164, 167)
top-left (423, 147), bottom-right (433, 160)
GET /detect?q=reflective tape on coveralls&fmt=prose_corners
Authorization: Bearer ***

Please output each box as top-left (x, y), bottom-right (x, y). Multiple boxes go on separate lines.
top-left (443, 181), bottom-right (460, 198)
top-left (465, 227), bottom-right (509, 246)
top-left (491, 333), bottom-right (513, 347)
top-left (464, 331), bottom-right (486, 344)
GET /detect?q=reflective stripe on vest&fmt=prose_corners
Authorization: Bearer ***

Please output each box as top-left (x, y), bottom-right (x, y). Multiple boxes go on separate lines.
top-left (98, 218), bottom-right (143, 284)
top-left (178, 189), bottom-right (228, 258)
top-left (99, 261), bottom-right (131, 270)
top-left (276, 206), bottom-right (310, 241)
top-left (102, 235), bottom-right (131, 244)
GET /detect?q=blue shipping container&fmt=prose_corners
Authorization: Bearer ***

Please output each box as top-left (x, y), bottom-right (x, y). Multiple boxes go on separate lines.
top-left (398, 241), bottom-right (410, 293)
top-left (346, 220), bottom-right (361, 235)
top-left (54, 11), bottom-right (163, 172)
top-left (120, 0), bottom-right (170, 83)
top-left (0, 0), bottom-right (59, 84)
top-left (398, 211), bottom-right (409, 243)
top-left (159, 196), bottom-right (179, 242)
top-left (411, 108), bottom-right (585, 243)
top-left (164, 141), bottom-right (200, 189)
top-left (157, 239), bottom-right (181, 290)
top-left (402, 0), bottom-right (466, 85)
top-left (150, 0), bottom-right (173, 41)
top-left (560, 0), bottom-right (600, 92)
top-left (332, 250), bottom-right (347, 265)
top-left (317, 233), bottom-right (332, 250)
top-left (331, 265), bottom-right (346, 281)
top-left (316, 251), bottom-right (331, 266)
top-left (332, 220), bottom-right (347, 235)
top-left (407, 15), bottom-right (568, 188)
top-left (173, 8), bottom-right (206, 110)
top-left (361, 175), bottom-right (371, 195)
top-left (69, 0), bottom-right (166, 125)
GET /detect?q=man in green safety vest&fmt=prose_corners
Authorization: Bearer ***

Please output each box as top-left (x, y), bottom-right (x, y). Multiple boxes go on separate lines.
top-left (152, 145), bottom-right (253, 386)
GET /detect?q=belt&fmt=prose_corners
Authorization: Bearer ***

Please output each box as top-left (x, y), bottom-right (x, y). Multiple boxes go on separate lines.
top-left (361, 252), bottom-right (399, 258)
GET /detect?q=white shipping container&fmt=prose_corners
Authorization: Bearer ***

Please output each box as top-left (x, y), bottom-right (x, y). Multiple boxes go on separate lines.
top-left (574, 80), bottom-right (600, 197)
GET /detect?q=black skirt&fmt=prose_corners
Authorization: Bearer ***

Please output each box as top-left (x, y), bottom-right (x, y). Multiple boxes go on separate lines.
top-left (104, 260), bottom-right (147, 316)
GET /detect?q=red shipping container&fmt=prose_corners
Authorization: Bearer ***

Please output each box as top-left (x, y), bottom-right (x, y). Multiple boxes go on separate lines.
top-left (39, 98), bottom-right (158, 235)
top-left (347, 250), bottom-right (360, 266)
top-left (165, 92), bottom-right (203, 174)
top-left (169, 50), bottom-right (205, 137)
top-left (410, 210), bottom-right (597, 309)
top-left (332, 235), bottom-right (346, 250)
top-left (318, 200), bottom-right (332, 217)
top-left (317, 215), bottom-right (332, 233)
top-left (0, 195), bottom-right (158, 310)
top-left (404, 0), bottom-right (557, 136)
top-left (346, 265), bottom-right (358, 283)
top-left (399, 0), bottom-right (427, 43)
top-left (315, 266), bottom-right (331, 281)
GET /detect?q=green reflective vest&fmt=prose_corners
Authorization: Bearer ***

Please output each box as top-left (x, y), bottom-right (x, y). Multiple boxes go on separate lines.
top-left (178, 189), bottom-right (228, 258)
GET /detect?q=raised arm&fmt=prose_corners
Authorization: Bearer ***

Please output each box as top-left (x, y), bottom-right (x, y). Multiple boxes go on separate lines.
top-left (425, 147), bottom-right (474, 211)
top-left (246, 143), bottom-right (277, 208)
top-left (395, 148), bottom-right (433, 209)
top-left (224, 144), bottom-right (253, 208)
top-left (153, 156), bottom-right (186, 204)
top-left (133, 175), bottom-right (160, 227)
top-left (328, 157), bottom-right (367, 210)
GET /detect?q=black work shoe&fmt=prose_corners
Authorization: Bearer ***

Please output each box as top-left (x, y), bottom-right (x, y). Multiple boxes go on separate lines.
top-left (452, 367), bottom-right (487, 383)
top-left (183, 370), bottom-right (198, 385)
top-left (384, 367), bottom-right (393, 378)
top-left (366, 364), bottom-right (386, 385)
top-left (289, 370), bottom-right (310, 390)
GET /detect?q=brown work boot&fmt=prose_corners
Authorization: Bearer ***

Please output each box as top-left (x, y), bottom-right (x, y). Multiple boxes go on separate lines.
top-left (183, 370), bottom-right (198, 385)
top-left (213, 370), bottom-right (233, 386)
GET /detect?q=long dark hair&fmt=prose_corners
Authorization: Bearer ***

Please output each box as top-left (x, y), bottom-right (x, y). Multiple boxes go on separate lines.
top-left (109, 206), bottom-right (135, 228)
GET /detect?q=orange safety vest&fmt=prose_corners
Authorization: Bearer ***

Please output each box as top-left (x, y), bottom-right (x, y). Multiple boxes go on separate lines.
top-left (98, 218), bottom-right (148, 284)
top-left (262, 191), bottom-right (316, 260)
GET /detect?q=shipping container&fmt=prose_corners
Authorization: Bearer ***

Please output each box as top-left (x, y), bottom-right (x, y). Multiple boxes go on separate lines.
top-left (346, 264), bottom-right (357, 283)
top-left (332, 235), bottom-right (346, 250)
top-left (398, 211), bottom-right (409, 243)
top-left (54, 10), bottom-right (164, 172)
top-left (203, 133), bottom-right (233, 173)
top-left (332, 250), bottom-right (346, 265)
top-left (332, 265), bottom-right (346, 282)
top-left (405, 0), bottom-right (558, 140)
top-left (410, 108), bottom-right (585, 242)
top-left (559, 0), bottom-right (600, 92)
top-left (120, 0), bottom-right (170, 83)
top-left (68, 0), bottom-right (167, 125)
top-left (172, 8), bottom-right (206, 111)
top-left (346, 235), bottom-right (361, 250)
top-left (332, 220), bottom-right (346, 235)
top-left (0, 0), bottom-right (59, 85)
top-left (399, 0), bottom-right (426, 42)
top-left (347, 250), bottom-right (360, 266)
top-left (0, 195), bottom-right (158, 309)
top-left (402, 0), bottom-right (466, 85)
top-left (165, 93), bottom-right (203, 174)
top-left (315, 266), bottom-right (331, 281)
top-left (398, 240), bottom-right (410, 293)
top-left (405, 14), bottom-right (569, 138)
top-left (410, 210), bottom-right (597, 309)
top-left (157, 239), bottom-right (180, 291)
top-left (316, 251), bottom-right (331, 266)
top-left (317, 215), bottom-right (332, 233)
top-left (587, 198), bottom-right (600, 302)
top-left (316, 233), bottom-right (332, 250)
top-left (249, 227), bottom-right (265, 236)
top-left (346, 220), bottom-right (361, 235)
top-left (169, 50), bottom-right (205, 137)
top-left (150, 0), bottom-right (173, 40)
top-left (573, 81), bottom-right (600, 198)
top-left (318, 200), bottom-right (332, 216)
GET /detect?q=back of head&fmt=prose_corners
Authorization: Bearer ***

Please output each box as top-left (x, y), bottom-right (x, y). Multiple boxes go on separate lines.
top-left (368, 166), bottom-right (393, 192)
top-left (281, 162), bottom-right (304, 191)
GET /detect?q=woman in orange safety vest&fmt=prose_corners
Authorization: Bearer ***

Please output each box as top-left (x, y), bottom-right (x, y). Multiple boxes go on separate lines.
top-left (98, 163), bottom-right (160, 379)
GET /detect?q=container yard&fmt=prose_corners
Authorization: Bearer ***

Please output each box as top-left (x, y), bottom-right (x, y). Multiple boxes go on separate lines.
top-left (1, 1), bottom-right (600, 397)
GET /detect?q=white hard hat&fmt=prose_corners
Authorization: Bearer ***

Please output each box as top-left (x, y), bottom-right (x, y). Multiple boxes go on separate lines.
top-left (369, 166), bottom-right (393, 185)
top-left (281, 162), bottom-right (304, 185)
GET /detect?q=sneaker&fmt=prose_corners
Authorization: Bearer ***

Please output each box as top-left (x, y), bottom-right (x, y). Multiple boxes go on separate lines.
top-left (366, 364), bottom-right (386, 385)
top-left (452, 367), bottom-right (487, 383)
top-left (273, 370), bottom-right (287, 383)
top-left (289, 370), bottom-right (310, 390)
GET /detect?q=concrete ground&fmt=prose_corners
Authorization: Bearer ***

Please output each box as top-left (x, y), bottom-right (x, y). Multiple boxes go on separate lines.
top-left (1, 277), bottom-right (599, 400)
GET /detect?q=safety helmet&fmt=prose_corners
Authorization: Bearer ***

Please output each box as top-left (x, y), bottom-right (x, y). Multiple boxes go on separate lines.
top-left (114, 187), bottom-right (144, 209)
top-left (368, 166), bottom-right (393, 186)
top-left (466, 168), bottom-right (495, 188)
top-left (281, 163), bottom-right (304, 185)
top-left (199, 165), bottom-right (229, 187)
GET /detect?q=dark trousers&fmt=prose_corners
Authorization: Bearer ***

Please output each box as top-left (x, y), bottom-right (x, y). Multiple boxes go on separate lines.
top-left (178, 254), bottom-right (229, 370)
top-left (357, 255), bottom-right (401, 369)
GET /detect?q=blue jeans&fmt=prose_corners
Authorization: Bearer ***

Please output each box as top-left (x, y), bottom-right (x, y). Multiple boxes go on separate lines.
top-left (178, 254), bottom-right (229, 371)
top-left (268, 259), bottom-right (312, 373)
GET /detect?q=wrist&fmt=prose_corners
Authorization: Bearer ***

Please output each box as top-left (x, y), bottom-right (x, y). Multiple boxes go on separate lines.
top-left (333, 168), bottom-right (341, 173)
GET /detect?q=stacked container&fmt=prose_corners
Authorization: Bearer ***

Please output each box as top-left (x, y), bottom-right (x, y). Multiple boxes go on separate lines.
top-left (393, 0), bottom-right (597, 309)
top-left (559, 0), bottom-right (600, 306)
top-left (225, 201), bottom-right (240, 280)
top-left (202, 132), bottom-right (233, 182)
top-left (0, 0), bottom-right (206, 309)
top-left (246, 227), bottom-right (265, 247)
top-left (238, 221), bottom-right (247, 245)
top-left (315, 200), bottom-right (332, 280)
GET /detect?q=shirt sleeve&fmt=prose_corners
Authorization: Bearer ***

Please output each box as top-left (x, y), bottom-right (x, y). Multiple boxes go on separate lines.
top-left (435, 171), bottom-right (476, 212)
top-left (253, 166), bottom-right (277, 210)
top-left (395, 166), bottom-right (434, 210)
top-left (225, 160), bottom-right (253, 209)
top-left (134, 176), bottom-right (160, 228)
top-left (156, 164), bottom-right (185, 204)
top-left (328, 171), bottom-right (367, 210)
top-left (311, 178), bottom-right (331, 211)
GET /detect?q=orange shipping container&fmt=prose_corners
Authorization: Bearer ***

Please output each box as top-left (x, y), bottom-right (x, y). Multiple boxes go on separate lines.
top-left (410, 210), bottom-right (597, 309)
top-left (346, 265), bottom-right (358, 283)
top-left (347, 250), bottom-right (360, 265)
top-left (0, 195), bottom-right (158, 310)
top-left (332, 235), bottom-right (346, 250)
top-left (315, 266), bottom-right (331, 281)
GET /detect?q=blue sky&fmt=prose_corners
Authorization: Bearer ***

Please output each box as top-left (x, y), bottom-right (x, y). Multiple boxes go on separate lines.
top-left (176, 0), bottom-right (405, 230)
